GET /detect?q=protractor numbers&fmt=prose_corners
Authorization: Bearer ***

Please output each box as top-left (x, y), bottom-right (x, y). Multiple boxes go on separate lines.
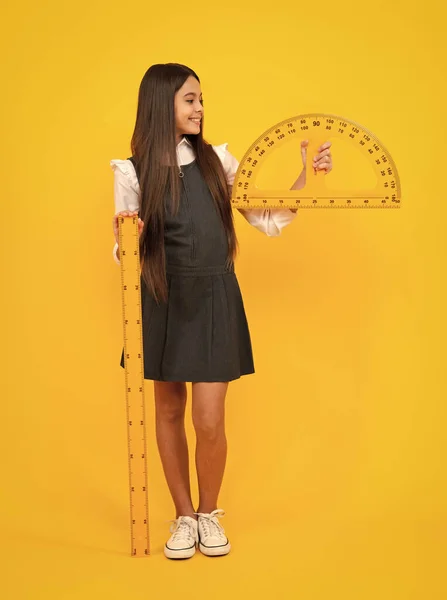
top-left (232, 113), bottom-right (401, 210)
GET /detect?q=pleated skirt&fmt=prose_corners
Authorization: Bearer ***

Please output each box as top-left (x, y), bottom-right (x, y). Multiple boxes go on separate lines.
top-left (120, 263), bottom-right (255, 382)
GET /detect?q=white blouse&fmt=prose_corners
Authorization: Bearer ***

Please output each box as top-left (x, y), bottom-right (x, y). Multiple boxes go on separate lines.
top-left (110, 136), bottom-right (298, 264)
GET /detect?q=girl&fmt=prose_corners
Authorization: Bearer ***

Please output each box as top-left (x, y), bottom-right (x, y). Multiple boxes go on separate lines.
top-left (110, 63), bottom-right (333, 560)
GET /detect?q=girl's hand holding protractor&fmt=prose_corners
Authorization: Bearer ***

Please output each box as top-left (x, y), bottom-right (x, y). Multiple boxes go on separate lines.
top-left (301, 139), bottom-right (333, 174)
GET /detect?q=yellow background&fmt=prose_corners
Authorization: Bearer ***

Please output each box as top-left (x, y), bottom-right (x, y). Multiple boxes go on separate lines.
top-left (1, 0), bottom-right (445, 598)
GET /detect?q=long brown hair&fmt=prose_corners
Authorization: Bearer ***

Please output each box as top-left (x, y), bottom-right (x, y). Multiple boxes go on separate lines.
top-left (130, 63), bottom-right (239, 304)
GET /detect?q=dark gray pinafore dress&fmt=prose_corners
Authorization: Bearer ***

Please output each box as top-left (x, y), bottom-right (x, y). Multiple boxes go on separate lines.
top-left (119, 157), bottom-right (255, 382)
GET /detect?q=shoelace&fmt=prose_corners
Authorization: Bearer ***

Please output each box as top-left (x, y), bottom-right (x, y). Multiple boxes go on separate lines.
top-left (193, 509), bottom-right (227, 540)
top-left (167, 516), bottom-right (196, 542)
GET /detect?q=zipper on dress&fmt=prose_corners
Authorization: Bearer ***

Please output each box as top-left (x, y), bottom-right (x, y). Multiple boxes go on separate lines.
top-left (181, 176), bottom-right (196, 260)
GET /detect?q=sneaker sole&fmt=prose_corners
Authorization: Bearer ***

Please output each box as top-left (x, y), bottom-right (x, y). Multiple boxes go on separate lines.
top-left (164, 543), bottom-right (197, 560)
top-left (199, 540), bottom-right (231, 557)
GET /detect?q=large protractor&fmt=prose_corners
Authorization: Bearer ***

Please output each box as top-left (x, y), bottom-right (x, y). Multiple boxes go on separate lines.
top-left (231, 113), bottom-right (401, 209)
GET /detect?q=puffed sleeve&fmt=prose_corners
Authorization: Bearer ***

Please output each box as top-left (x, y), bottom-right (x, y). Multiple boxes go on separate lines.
top-left (110, 159), bottom-right (140, 265)
top-left (212, 143), bottom-right (298, 236)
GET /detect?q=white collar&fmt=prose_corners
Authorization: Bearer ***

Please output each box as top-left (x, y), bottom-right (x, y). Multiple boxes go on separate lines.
top-left (177, 136), bottom-right (192, 149)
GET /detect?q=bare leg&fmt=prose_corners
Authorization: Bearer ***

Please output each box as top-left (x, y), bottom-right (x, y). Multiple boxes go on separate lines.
top-left (191, 382), bottom-right (229, 513)
top-left (154, 381), bottom-right (196, 519)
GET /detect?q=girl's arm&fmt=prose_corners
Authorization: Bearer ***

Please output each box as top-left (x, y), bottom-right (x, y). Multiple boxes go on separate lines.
top-left (289, 167), bottom-right (307, 212)
top-left (215, 143), bottom-right (298, 237)
top-left (110, 159), bottom-right (140, 264)
top-left (239, 166), bottom-right (306, 224)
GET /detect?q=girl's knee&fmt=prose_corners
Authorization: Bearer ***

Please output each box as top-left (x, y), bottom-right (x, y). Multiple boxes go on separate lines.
top-left (192, 411), bottom-right (225, 439)
top-left (154, 381), bottom-right (187, 421)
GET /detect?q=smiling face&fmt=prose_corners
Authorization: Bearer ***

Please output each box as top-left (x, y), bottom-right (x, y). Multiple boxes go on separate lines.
top-left (174, 75), bottom-right (203, 144)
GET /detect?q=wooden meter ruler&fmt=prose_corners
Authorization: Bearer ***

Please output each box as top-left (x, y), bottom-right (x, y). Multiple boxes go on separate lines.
top-left (117, 112), bottom-right (400, 558)
top-left (231, 113), bottom-right (401, 209)
top-left (118, 214), bottom-right (150, 557)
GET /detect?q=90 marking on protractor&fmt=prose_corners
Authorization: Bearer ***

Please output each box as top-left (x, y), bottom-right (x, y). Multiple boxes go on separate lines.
top-left (231, 113), bottom-right (401, 209)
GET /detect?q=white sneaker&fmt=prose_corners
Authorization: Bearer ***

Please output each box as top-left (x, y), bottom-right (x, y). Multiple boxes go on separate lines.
top-left (194, 509), bottom-right (231, 556)
top-left (164, 515), bottom-right (198, 560)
